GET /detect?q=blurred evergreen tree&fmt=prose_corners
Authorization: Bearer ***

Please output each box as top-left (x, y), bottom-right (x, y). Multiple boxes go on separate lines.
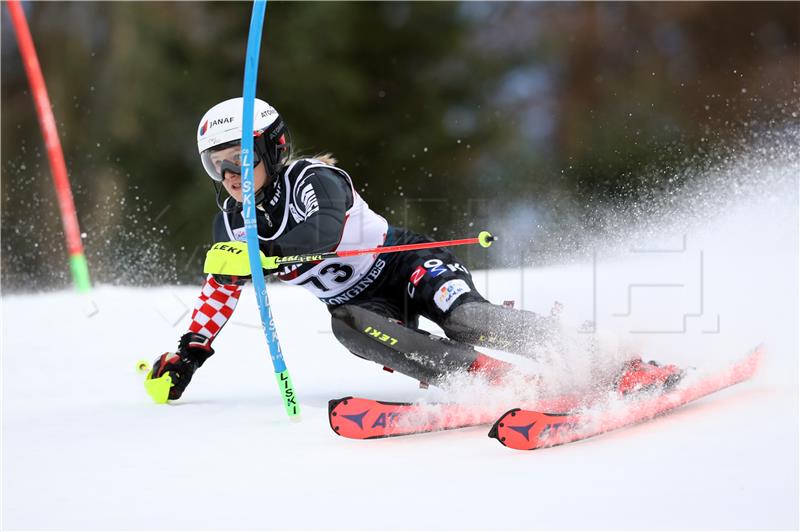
top-left (2, 2), bottom-right (797, 290)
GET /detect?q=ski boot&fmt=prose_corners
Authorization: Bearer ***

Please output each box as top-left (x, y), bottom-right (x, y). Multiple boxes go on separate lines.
top-left (615, 357), bottom-right (684, 396)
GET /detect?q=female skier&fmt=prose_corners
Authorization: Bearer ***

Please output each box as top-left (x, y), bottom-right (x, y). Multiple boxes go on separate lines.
top-left (147, 97), bottom-right (681, 400)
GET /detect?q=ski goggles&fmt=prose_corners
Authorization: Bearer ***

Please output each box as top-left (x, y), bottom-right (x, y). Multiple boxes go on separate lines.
top-left (200, 140), bottom-right (262, 182)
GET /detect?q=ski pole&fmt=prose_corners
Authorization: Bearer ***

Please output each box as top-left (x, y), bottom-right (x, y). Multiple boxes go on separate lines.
top-left (204, 231), bottom-right (496, 279)
top-left (261, 231), bottom-right (497, 269)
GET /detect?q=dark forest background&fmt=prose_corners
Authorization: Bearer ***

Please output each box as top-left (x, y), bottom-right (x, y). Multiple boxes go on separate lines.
top-left (2, 2), bottom-right (798, 291)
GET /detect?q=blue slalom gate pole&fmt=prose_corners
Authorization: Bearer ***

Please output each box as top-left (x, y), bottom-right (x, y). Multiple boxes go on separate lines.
top-left (240, 0), bottom-right (299, 417)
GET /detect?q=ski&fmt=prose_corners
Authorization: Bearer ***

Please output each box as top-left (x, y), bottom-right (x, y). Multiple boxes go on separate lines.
top-left (328, 394), bottom-right (584, 439)
top-left (488, 345), bottom-right (764, 451)
top-left (328, 397), bottom-right (499, 439)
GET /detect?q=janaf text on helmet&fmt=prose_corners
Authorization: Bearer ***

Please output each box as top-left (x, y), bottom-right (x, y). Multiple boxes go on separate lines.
top-left (209, 117), bottom-right (234, 128)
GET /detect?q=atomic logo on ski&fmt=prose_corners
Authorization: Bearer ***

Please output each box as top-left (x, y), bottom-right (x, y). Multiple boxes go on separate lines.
top-left (342, 410), bottom-right (369, 429)
top-left (507, 421), bottom-right (536, 440)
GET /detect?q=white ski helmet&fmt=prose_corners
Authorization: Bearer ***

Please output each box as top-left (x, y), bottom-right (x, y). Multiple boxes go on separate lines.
top-left (196, 97), bottom-right (289, 182)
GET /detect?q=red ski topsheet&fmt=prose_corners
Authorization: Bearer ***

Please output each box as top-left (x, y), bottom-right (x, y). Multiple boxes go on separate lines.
top-left (329, 397), bottom-right (498, 439)
top-left (489, 345), bottom-right (764, 451)
top-left (329, 395), bottom-right (583, 439)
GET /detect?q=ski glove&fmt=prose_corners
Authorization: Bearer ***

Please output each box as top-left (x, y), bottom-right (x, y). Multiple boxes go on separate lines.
top-left (150, 332), bottom-right (214, 400)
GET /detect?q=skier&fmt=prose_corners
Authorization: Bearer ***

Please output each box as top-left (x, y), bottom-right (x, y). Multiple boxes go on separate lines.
top-left (147, 97), bottom-right (682, 400)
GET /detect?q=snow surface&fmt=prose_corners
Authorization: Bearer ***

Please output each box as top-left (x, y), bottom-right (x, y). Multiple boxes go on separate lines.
top-left (3, 155), bottom-right (798, 529)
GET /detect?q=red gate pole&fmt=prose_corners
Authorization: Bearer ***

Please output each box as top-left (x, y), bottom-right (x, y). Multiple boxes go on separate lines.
top-left (6, 0), bottom-right (91, 292)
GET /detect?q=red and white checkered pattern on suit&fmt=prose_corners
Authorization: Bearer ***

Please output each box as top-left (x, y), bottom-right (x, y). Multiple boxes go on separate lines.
top-left (187, 275), bottom-right (242, 340)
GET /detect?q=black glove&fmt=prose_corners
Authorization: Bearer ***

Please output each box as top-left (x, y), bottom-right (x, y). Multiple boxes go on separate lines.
top-left (150, 332), bottom-right (214, 400)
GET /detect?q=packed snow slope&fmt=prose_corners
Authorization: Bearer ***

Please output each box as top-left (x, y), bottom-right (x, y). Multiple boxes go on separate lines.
top-left (3, 150), bottom-right (798, 529)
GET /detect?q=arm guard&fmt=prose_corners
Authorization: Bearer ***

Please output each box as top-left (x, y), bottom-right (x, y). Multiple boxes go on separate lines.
top-left (187, 274), bottom-right (243, 341)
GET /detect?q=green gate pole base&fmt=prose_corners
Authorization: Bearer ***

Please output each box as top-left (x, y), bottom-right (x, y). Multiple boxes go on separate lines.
top-left (69, 252), bottom-right (92, 293)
